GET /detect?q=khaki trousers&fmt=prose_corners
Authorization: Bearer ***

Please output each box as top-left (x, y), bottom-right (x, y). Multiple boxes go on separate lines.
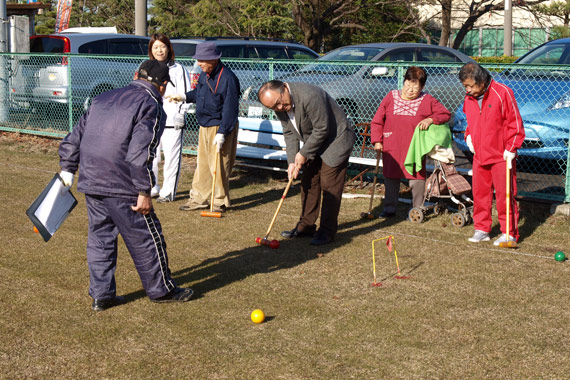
top-left (191, 125), bottom-right (238, 207)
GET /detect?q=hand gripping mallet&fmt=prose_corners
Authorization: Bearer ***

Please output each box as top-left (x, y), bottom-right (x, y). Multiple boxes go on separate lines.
top-left (201, 150), bottom-right (222, 218)
top-left (255, 175), bottom-right (294, 249)
top-left (499, 158), bottom-right (517, 248)
top-left (360, 151), bottom-right (381, 219)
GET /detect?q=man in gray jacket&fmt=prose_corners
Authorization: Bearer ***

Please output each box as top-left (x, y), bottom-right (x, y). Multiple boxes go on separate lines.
top-left (258, 80), bottom-right (355, 245)
top-left (59, 60), bottom-right (193, 311)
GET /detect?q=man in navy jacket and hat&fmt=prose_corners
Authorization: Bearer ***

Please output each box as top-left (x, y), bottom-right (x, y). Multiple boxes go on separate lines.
top-left (167, 42), bottom-right (240, 213)
top-left (59, 59), bottom-right (194, 311)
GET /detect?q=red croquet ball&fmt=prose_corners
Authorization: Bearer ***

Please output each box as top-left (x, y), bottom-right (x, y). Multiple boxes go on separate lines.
top-left (269, 240), bottom-right (280, 249)
top-left (255, 237), bottom-right (261, 244)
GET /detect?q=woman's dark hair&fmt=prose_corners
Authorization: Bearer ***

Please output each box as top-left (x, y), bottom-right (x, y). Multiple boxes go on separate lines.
top-left (458, 62), bottom-right (492, 86)
top-left (148, 33), bottom-right (175, 62)
top-left (404, 66), bottom-right (427, 87)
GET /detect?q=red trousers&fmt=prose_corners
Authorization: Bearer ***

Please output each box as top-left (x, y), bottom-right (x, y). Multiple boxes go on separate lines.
top-left (472, 159), bottom-right (519, 240)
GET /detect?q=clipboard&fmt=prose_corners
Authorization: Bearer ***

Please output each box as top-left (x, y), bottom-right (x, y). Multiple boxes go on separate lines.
top-left (26, 173), bottom-right (78, 242)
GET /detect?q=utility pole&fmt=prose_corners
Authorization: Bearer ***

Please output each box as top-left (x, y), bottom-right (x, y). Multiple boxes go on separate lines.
top-left (135, 0), bottom-right (147, 36)
top-left (504, 0), bottom-right (513, 56)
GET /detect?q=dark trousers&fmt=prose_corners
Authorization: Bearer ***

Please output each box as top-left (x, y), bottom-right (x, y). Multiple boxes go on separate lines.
top-left (298, 157), bottom-right (348, 237)
top-left (85, 195), bottom-right (176, 300)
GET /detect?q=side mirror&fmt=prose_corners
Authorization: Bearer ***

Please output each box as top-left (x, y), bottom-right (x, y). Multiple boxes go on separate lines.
top-left (370, 67), bottom-right (389, 76)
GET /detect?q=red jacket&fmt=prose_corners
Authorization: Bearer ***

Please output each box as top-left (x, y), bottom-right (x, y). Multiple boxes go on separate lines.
top-left (463, 80), bottom-right (525, 165)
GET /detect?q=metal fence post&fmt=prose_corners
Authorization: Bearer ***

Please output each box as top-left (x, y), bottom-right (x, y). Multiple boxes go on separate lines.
top-left (566, 133), bottom-right (570, 203)
top-left (0, 0), bottom-right (8, 123)
top-left (68, 55), bottom-right (73, 131)
top-left (397, 64), bottom-right (404, 89)
top-left (269, 61), bottom-right (274, 81)
top-left (564, 132), bottom-right (570, 203)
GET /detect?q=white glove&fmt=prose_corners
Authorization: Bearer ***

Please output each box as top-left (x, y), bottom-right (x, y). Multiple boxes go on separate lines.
top-left (466, 135), bottom-right (475, 154)
top-left (213, 133), bottom-right (225, 152)
top-left (503, 149), bottom-right (516, 169)
top-left (165, 93), bottom-right (185, 103)
top-left (59, 170), bottom-right (74, 188)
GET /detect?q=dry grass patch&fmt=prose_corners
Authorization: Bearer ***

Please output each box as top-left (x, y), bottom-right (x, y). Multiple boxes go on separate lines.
top-left (1, 132), bottom-right (569, 379)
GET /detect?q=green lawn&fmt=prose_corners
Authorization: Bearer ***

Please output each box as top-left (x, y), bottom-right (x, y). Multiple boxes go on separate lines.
top-left (1, 132), bottom-right (569, 380)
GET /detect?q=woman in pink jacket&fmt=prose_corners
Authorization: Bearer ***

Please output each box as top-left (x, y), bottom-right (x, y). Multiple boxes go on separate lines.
top-left (371, 66), bottom-right (451, 218)
top-left (459, 62), bottom-right (525, 245)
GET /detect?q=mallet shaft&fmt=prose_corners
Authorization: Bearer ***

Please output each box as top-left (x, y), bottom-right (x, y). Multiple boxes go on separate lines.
top-left (367, 152), bottom-right (381, 214)
top-left (264, 175), bottom-right (294, 238)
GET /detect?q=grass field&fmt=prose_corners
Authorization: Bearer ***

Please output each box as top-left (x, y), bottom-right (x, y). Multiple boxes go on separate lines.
top-left (1, 132), bottom-right (569, 380)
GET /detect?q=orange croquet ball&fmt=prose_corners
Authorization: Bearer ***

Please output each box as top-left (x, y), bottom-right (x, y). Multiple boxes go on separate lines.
top-left (33, 226), bottom-right (39, 234)
top-left (250, 309), bottom-right (265, 324)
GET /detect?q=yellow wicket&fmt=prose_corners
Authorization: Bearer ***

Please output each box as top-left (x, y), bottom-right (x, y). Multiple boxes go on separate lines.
top-left (371, 235), bottom-right (402, 282)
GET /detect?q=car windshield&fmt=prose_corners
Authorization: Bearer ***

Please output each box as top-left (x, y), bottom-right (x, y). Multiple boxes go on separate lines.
top-left (30, 37), bottom-right (66, 53)
top-left (320, 47), bottom-right (384, 61)
top-left (516, 43), bottom-right (570, 65)
top-left (172, 42), bottom-right (198, 57)
top-left (510, 42), bottom-right (570, 78)
top-left (297, 47), bottom-right (384, 75)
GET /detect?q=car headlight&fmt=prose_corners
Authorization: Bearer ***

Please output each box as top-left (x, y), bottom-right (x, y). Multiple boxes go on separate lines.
top-left (550, 92), bottom-right (570, 110)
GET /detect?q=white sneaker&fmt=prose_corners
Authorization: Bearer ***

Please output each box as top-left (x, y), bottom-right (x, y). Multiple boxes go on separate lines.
top-left (493, 234), bottom-right (515, 246)
top-left (468, 230), bottom-right (490, 243)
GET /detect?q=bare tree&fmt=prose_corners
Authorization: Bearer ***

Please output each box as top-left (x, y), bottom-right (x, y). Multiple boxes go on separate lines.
top-left (427, 0), bottom-right (552, 49)
top-left (291, 0), bottom-right (365, 51)
top-left (531, 0), bottom-right (570, 28)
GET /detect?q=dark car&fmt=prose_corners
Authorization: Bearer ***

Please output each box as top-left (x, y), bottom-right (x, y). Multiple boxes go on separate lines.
top-left (241, 42), bottom-right (475, 121)
top-left (172, 38), bottom-right (319, 94)
top-left (452, 38), bottom-right (570, 174)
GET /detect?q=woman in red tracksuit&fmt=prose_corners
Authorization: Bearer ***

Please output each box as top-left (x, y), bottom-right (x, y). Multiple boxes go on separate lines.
top-left (459, 63), bottom-right (525, 245)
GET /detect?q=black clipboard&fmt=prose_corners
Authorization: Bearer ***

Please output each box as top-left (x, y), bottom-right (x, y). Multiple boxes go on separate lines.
top-left (26, 173), bottom-right (78, 242)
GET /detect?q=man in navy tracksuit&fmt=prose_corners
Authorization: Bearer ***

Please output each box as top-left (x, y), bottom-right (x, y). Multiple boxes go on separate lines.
top-left (59, 60), bottom-right (194, 311)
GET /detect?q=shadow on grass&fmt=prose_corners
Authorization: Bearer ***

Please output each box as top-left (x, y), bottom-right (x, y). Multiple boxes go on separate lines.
top-left (122, 187), bottom-right (423, 303)
top-left (516, 199), bottom-right (553, 244)
top-left (165, 210), bottom-right (406, 299)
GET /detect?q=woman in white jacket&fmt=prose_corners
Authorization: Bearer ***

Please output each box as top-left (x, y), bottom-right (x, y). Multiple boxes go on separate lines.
top-left (148, 33), bottom-right (191, 202)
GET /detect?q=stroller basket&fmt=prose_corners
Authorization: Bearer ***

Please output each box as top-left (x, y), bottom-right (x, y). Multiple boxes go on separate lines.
top-left (425, 161), bottom-right (471, 198)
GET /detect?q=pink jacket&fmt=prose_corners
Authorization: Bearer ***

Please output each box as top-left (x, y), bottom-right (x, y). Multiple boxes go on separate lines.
top-left (463, 80), bottom-right (525, 165)
top-left (371, 90), bottom-right (450, 179)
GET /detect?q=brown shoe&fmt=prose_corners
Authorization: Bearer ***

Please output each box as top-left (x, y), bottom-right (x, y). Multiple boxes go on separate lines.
top-left (179, 200), bottom-right (208, 211)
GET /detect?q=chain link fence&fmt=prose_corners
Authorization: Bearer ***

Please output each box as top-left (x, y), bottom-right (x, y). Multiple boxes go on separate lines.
top-left (1, 52), bottom-right (568, 203)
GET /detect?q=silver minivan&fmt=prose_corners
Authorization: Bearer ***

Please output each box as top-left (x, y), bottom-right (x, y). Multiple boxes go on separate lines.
top-left (10, 33), bottom-right (150, 114)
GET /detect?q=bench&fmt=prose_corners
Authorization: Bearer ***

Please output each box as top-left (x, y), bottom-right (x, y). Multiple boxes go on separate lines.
top-left (235, 118), bottom-right (473, 179)
top-left (235, 117), bottom-right (382, 171)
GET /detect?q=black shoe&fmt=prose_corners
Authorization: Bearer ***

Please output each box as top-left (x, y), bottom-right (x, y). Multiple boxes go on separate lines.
top-left (310, 231), bottom-right (334, 246)
top-left (281, 224), bottom-right (317, 238)
top-left (92, 295), bottom-right (126, 312)
top-left (379, 211), bottom-right (396, 218)
top-left (151, 287), bottom-right (194, 303)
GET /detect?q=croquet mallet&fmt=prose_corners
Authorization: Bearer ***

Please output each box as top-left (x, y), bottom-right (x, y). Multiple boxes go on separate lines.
top-left (201, 150), bottom-right (222, 218)
top-left (360, 151), bottom-right (381, 219)
top-left (499, 158), bottom-right (517, 248)
top-left (255, 175), bottom-right (295, 249)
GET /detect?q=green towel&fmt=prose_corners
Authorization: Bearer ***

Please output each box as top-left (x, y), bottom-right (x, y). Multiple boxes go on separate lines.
top-left (404, 124), bottom-right (451, 175)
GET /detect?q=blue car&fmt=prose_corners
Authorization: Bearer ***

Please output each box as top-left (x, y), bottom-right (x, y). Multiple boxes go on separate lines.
top-left (452, 38), bottom-right (570, 174)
